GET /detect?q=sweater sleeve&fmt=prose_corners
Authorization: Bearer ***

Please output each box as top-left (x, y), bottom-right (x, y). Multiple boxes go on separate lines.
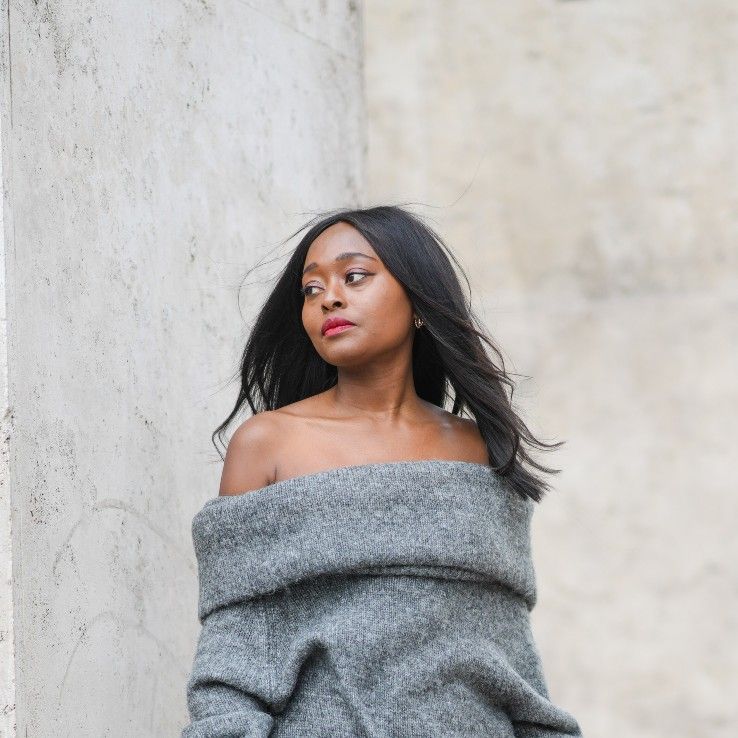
top-left (180, 600), bottom-right (276, 738)
top-left (507, 611), bottom-right (583, 737)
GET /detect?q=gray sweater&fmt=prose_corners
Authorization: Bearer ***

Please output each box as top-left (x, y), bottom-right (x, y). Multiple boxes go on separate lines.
top-left (182, 459), bottom-right (583, 737)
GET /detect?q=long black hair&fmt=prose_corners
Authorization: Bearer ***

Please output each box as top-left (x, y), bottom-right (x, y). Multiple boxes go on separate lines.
top-left (212, 204), bottom-right (564, 503)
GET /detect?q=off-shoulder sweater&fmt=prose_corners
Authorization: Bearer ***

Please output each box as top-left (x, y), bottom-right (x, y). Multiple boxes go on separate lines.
top-left (181, 459), bottom-right (583, 737)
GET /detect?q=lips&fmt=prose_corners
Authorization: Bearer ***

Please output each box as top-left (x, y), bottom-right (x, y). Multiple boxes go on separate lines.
top-left (321, 317), bottom-right (356, 336)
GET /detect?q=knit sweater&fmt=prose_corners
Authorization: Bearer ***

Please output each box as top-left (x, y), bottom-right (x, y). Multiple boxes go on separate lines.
top-left (181, 459), bottom-right (583, 737)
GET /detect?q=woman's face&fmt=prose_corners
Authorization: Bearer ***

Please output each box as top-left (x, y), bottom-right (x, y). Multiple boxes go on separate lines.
top-left (300, 222), bottom-right (415, 368)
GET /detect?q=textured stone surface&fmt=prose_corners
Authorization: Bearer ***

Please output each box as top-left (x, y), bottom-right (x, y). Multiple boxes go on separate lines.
top-left (364, 2), bottom-right (738, 735)
top-left (0, 1), bottom-right (364, 735)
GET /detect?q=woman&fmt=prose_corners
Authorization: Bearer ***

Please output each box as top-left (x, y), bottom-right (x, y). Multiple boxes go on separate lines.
top-left (182, 205), bottom-right (584, 737)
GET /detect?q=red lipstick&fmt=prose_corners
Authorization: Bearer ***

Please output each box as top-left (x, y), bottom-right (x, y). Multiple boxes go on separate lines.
top-left (321, 316), bottom-right (356, 336)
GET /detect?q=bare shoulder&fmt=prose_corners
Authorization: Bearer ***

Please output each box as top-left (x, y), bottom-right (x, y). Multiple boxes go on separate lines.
top-left (455, 416), bottom-right (489, 464)
top-left (455, 414), bottom-right (482, 437)
top-left (430, 406), bottom-right (489, 464)
top-left (218, 411), bottom-right (281, 496)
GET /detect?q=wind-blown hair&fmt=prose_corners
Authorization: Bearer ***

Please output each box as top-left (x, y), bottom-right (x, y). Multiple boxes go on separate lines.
top-left (213, 204), bottom-right (564, 503)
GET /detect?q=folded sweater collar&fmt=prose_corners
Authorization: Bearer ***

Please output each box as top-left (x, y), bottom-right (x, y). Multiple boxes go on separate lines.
top-left (191, 460), bottom-right (536, 622)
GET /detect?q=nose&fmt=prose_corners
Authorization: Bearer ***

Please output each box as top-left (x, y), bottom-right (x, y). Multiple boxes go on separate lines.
top-left (321, 277), bottom-right (345, 309)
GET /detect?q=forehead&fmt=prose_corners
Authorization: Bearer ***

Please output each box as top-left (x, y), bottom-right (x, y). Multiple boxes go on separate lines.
top-left (304, 222), bottom-right (376, 261)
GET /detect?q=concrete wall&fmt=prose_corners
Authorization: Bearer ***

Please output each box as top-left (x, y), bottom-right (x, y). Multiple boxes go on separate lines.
top-left (0, 1), bottom-right (365, 735)
top-left (364, 2), bottom-right (737, 736)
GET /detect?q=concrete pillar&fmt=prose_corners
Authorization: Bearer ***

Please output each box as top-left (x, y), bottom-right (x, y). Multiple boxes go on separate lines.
top-left (0, 1), bottom-right (365, 735)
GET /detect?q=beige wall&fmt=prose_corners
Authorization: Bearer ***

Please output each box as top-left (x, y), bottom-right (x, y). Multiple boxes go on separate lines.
top-left (364, 2), bottom-right (737, 736)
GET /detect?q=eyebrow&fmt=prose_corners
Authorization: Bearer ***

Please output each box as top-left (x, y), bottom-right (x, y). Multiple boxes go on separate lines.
top-left (302, 251), bottom-right (378, 277)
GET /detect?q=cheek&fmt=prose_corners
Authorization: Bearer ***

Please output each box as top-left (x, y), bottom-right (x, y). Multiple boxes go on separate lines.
top-left (360, 285), bottom-right (413, 335)
top-left (379, 279), bottom-right (412, 316)
top-left (301, 304), bottom-right (318, 337)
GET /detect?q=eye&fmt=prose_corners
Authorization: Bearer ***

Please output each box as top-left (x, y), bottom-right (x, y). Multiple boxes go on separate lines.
top-left (346, 270), bottom-right (369, 284)
top-left (300, 271), bottom-right (370, 297)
